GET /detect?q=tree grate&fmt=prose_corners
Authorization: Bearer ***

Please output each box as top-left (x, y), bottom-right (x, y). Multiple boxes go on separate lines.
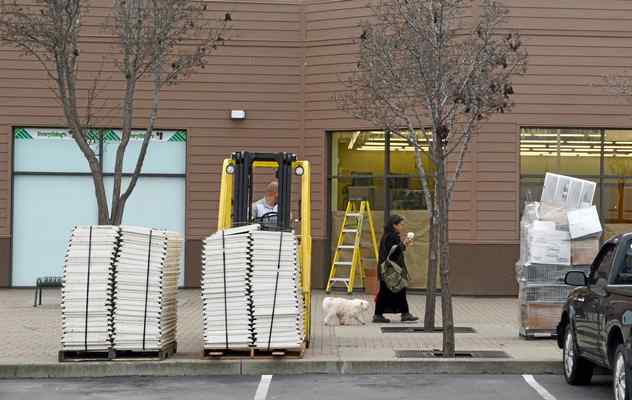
top-left (395, 349), bottom-right (510, 359)
top-left (381, 326), bottom-right (476, 334)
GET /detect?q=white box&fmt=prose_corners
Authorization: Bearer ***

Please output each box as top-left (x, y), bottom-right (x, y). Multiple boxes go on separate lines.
top-left (527, 221), bottom-right (571, 265)
top-left (567, 206), bottom-right (603, 240)
top-left (541, 173), bottom-right (596, 210)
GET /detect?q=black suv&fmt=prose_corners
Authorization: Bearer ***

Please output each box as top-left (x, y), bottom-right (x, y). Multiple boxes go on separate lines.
top-left (557, 233), bottom-right (632, 400)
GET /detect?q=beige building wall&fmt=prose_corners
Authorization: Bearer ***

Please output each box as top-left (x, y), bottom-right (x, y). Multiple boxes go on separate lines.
top-left (2, 0), bottom-right (632, 293)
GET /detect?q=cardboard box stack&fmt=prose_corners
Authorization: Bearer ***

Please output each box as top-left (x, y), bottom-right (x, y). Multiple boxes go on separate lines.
top-left (517, 173), bottom-right (602, 338)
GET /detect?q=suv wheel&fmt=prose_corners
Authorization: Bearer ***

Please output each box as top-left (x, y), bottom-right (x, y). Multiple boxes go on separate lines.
top-left (614, 344), bottom-right (630, 400)
top-left (563, 324), bottom-right (593, 385)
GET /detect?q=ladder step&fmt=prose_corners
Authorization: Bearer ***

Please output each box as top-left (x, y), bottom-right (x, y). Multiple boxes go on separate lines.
top-left (337, 245), bottom-right (355, 249)
top-left (342, 229), bottom-right (358, 233)
top-left (330, 278), bottom-right (350, 282)
top-left (334, 262), bottom-right (353, 266)
top-left (346, 213), bottom-right (361, 217)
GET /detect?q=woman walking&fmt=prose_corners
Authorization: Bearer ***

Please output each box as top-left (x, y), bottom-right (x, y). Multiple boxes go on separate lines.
top-left (373, 214), bottom-right (419, 323)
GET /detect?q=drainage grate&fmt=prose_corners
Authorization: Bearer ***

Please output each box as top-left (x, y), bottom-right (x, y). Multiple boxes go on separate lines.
top-left (381, 326), bottom-right (476, 334)
top-left (395, 350), bottom-right (510, 359)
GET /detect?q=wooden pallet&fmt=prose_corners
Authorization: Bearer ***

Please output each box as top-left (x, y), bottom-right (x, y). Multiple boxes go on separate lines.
top-left (203, 345), bottom-right (305, 359)
top-left (112, 341), bottom-right (178, 360)
top-left (58, 342), bottom-right (177, 362)
top-left (251, 346), bottom-right (304, 358)
top-left (203, 347), bottom-right (254, 359)
top-left (58, 349), bottom-right (114, 362)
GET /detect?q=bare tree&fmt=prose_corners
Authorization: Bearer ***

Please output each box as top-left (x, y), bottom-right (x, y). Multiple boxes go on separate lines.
top-left (0, 0), bottom-right (231, 224)
top-left (338, 0), bottom-right (527, 356)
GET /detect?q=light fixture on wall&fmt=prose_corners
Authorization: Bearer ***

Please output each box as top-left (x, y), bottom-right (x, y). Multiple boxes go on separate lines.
top-left (230, 110), bottom-right (246, 120)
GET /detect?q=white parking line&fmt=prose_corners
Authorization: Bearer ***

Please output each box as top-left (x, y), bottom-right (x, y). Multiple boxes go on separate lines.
top-left (254, 375), bottom-right (273, 400)
top-left (523, 374), bottom-right (557, 400)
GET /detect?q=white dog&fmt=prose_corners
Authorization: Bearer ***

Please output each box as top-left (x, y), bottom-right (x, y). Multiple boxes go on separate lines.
top-left (322, 297), bottom-right (370, 326)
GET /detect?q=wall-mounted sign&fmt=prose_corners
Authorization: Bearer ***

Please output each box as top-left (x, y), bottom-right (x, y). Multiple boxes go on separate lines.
top-left (14, 127), bottom-right (187, 142)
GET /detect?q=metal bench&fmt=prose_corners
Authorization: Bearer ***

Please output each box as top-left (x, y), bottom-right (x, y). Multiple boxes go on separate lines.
top-left (34, 276), bottom-right (62, 307)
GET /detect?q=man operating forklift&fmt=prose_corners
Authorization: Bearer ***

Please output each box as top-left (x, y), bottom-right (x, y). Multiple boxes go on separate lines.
top-left (251, 180), bottom-right (279, 225)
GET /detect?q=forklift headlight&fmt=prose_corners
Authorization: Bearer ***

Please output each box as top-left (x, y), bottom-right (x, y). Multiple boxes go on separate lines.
top-left (295, 166), bottom-right (304, 176)
top-left (226, 165), bottom-right (236, 175)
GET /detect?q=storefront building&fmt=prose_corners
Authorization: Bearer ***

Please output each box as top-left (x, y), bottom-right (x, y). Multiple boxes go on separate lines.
top-left (1, 0), bottom-right (631, 295)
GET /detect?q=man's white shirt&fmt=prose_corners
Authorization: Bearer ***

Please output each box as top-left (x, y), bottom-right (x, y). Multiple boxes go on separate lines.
top-left (252, 198), bottom-right (278, 219)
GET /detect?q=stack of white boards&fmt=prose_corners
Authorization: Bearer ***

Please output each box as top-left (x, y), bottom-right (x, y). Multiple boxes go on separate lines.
top-left (201, 225), bottom-right (305, 352)
top-left (61, 226), bottom-right (120, 351)
top-left (201, 225), bottom-right (258, 349)
top-left (112, 226), bottom-right (183, 351)
top-left (250, 230), bottom-right (304, 350)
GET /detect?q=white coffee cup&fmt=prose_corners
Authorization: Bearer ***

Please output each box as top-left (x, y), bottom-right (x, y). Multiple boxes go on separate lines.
top-left (407, 232), bottom-right (415, 240)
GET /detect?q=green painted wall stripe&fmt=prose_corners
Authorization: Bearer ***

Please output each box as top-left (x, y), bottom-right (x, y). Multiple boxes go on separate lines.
top-left (86, 131), bottom-right (100, 141)
top-left (14, 128), bottom-right (33, 139)
top-left (104, 130), bottom-right (120, 141)
top-left (168, 131), bottom-right (187, 142)
top-left (14, 128), bottom-right (185, 141)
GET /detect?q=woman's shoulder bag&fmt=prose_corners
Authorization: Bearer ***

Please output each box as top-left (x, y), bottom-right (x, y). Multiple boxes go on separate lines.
top-left (380, 244), bottom-right (408, 293)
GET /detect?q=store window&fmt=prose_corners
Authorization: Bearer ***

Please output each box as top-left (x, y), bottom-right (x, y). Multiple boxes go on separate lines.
top-left (329, 130), bottom-right (433, 289)
top-left (520, 127), bottom-right (632, 240)
top-left (12, 127), bottom-right (187, 286)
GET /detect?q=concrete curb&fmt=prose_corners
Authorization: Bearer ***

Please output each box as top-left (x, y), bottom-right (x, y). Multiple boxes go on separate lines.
top-left (0, 359), bottom-right (562, 379)
top-left (0, 360), bottom-right (241, 379)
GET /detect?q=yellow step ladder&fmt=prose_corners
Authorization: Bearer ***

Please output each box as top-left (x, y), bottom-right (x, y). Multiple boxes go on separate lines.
top-left (326, 200), bottom-right (379, 294)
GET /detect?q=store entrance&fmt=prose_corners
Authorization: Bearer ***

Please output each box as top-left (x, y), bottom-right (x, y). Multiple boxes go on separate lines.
top-left (328, 130), bottom-right (433, 289)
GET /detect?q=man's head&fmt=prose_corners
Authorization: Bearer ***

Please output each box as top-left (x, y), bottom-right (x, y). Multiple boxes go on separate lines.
top-left (264, 180), bottom-right (278, 207)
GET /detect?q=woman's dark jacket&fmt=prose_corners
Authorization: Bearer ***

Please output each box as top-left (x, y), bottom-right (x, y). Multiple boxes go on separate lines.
top-left (378, 231), bottom-right (407, 277)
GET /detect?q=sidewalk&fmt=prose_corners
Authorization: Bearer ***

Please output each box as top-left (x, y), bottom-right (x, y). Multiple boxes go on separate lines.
top-left (0, 289), bottom-right (562, 377)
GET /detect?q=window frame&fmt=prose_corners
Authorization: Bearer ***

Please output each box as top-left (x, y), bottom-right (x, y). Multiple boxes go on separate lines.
top-left (328, 130), bottom-right (431, 224)
top-left (520, 127), bottom-right (632, 225)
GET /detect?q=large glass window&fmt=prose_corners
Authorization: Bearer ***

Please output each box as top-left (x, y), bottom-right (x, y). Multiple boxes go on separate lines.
top-left (331, 131), bottom-right (387, 211)
top-left (12, 127), bottom-right (187, 286)
top-left (329, 130), bottom-right (432, 289)
top-left (520, 127), bottom-right (632, 240)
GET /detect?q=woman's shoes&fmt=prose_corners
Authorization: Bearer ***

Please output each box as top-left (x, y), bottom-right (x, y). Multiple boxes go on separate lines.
top-left (372, 314), bottom-right (391, 323)
top-left (401, 313), bottom-right (419, 322)
top-left (373, 314), bottom-right (419, 323)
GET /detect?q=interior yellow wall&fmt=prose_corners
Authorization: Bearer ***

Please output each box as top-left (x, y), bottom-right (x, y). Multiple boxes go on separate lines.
top-left (337, 148), bottom-right (385, 176)
top-left (521, 155), bottom-right (601, 176)
top-left (331, 209), bottom-right (434, 289)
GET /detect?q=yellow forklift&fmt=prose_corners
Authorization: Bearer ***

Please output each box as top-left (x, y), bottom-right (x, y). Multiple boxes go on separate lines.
top-left (216, 152), bottom-right (312, 346)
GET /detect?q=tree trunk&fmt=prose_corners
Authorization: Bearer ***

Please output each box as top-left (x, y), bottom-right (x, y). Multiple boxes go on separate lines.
top-left (92, 170), bottom-right (110, 225)
top-left (424, 218), bottom-right (438, 331)
top-left (410, 136), bottom-right (438, 331)
top-left (436, 161), bottom-right (455, 356)
top-left (112, 61), bottom-right (163, 225)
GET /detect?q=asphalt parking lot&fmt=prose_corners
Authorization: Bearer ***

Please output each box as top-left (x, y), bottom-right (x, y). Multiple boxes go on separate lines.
top-left (0, 374), bottom-right (614, 400)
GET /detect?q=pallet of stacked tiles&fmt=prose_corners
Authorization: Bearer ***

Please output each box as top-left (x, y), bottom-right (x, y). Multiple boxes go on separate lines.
top-left (250, 230), bottom-right (305, 357)
top-left (59, 225), bottom-right (119, 362)
top-left (201, 225), bottom-right (258, 357)
top-left (111, 226), bottom-right (182, 360)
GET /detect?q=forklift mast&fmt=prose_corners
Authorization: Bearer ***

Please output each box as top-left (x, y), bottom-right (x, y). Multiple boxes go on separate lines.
top-left (230, 152), bottom-right (296, 230)
top-left (217, 152), bottom-right (312, 345)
